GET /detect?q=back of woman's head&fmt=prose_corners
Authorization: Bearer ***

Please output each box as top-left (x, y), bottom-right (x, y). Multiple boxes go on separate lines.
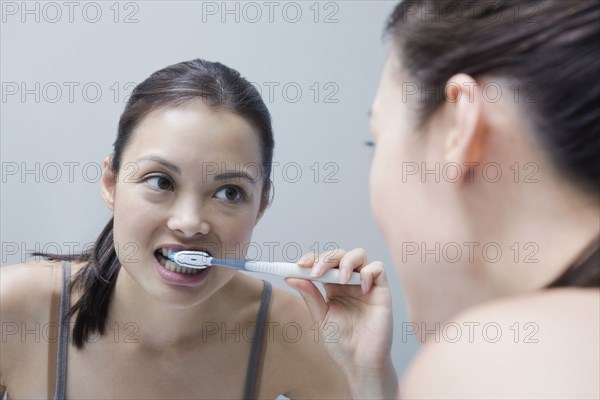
top-left (386, 0), bottom-right (599, 195)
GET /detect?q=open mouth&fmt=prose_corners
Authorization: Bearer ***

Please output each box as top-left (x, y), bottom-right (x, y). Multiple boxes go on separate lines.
top-left (154, 248), bottom-right (210, 275)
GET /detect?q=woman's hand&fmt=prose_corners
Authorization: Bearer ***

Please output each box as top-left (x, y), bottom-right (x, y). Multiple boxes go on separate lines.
top-left (286, 248), bottom-right (398, 399)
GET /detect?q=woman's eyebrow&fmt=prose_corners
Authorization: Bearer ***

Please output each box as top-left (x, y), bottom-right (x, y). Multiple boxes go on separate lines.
top-left (135, 156), bottom-right (181, 175)
top-left (214, 171), bottom-right (256, 184)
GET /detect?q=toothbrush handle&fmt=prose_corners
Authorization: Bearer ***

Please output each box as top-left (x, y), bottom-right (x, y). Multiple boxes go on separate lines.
top-left (244, 261), bottom-right (361, 285)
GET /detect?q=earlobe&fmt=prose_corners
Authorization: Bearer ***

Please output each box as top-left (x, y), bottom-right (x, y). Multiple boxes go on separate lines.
top-left (100, 156), bottom-right (116, 211)
top-left (443, 74), bottom-right (487, 184)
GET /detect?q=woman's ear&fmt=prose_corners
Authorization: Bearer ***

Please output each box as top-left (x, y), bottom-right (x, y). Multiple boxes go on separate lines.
top-left (101, 156), bottom-right (116, 210)
top-left (443, 74), bottom-right (487, 184)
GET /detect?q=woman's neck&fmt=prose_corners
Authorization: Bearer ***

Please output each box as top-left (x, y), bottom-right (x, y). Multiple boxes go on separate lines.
top-left (106, 270), bottom-right (261, 350)
top-left (477, 179), bottom-right (600, 296)
top-left (407, 176), bottom-right (599, 330)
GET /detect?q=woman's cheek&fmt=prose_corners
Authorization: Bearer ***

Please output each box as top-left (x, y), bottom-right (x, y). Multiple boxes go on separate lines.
top-left (219, 216), bottom-right (258, 256)
top-left (370, 155), bottom-right (387, 232)
top-left (111, 192), bottom-right (158, 252)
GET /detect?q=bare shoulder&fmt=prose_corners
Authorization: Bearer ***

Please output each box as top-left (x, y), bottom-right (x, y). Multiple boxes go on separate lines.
top-left (260, 286), bottom-right (350, 399)
top-left (0, 261), bottom-right (63, 319)
top-left (0, 260), bottom-right (84, 344)
top-left (402, 288), bottom-right (600, 399)
top-left (0, 262), bottom-right (64, 388)
top-left (269, 285), bottom-right (313, 325)
top-left (263, 286), bottom-right (315, 361)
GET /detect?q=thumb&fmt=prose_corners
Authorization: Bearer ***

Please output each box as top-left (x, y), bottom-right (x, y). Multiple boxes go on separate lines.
top-left (285, 278), bottom-right (328, 323)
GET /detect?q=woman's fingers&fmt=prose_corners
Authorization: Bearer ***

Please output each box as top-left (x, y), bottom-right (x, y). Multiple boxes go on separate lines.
top-left (359, 260), bottom-right (386, 293)
top-left (338, 248), bottom-right (368, 284)
top-left (297, 248), bottom-right (372, 285)
top-left (310, 249), bottom-right (347, 279)
top-left (296, 252), bottom-right (316, 267)
top-left (314, 248), bottom-right (367, 284)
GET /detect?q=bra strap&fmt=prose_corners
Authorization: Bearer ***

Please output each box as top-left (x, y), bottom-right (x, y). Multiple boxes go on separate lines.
top-left (53, 261), bottom-right (71, 400)
top-left (243, 280), bottom-right (273, 399)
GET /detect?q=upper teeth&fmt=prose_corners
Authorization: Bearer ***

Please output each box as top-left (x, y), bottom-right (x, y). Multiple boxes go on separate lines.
top-left (157, 248), bottom-right (200, 274)
top-left (160, 248), bottom-right (176, 257)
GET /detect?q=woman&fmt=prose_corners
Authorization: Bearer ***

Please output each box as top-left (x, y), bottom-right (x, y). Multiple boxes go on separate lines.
top-left (0, 59), bottom-right (396, 399)
top-left (313, 0), bottom-right (599, 398)
top-left (293, 0), bottom-right (598, 398)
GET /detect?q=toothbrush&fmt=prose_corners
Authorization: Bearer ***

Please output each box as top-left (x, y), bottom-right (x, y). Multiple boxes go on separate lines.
top-left (168, 250), bottom-right (362, 285)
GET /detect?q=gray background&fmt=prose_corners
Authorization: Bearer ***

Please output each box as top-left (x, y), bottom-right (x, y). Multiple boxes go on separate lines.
top-left (1, 0), bottom-right (419, 379)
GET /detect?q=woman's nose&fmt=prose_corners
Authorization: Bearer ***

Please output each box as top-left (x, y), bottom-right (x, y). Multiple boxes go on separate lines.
top-left (166, 198), bottom-right (211, 238)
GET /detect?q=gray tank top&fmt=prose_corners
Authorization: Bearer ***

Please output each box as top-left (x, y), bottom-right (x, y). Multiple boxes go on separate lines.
top-left (53, 262), bottom-right (273, 399)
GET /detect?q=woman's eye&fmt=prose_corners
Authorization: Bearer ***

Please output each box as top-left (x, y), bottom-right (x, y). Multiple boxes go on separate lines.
top-left (144, 175), bottom-right (173, 191)
top-left (215, 186), bottom-right (244, 202)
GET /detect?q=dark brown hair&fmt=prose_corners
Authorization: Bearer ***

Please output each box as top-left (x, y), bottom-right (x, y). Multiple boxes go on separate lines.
top-left (386, 0), bottom-right (599, 287)
top-left (386, 0), bottom-right (599, 195)
top-left (38, 59), bottom-right (275, 348)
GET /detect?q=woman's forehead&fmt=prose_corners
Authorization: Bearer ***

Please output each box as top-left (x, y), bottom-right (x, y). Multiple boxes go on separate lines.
top-left (122, 103), bottom-right (263, 165)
